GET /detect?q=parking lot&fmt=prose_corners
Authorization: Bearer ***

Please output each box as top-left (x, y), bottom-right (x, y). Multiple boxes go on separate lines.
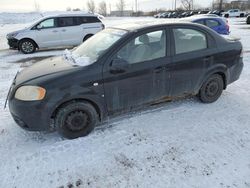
top-left (0, 15), bottom-right (250, 188)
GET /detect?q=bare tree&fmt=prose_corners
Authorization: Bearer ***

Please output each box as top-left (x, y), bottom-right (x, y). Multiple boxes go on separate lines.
top-left (181, 0), bottom-right (193, 10)
top-left (87, 0), bottom-right (96, 13)
top-left (116, 0), bottom-right (126, 16)
top-left (34, 0), bottom-right (40, 12)
top-left (98, 1), bottom-right (107, 16)
top-left (218, 0), bottom-right (223, 10)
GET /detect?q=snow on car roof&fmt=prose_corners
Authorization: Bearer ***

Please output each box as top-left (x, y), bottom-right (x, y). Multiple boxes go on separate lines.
top-left (109, 20), bottom-right (200, 32)
top-left (41, 11), bottom-right (97, 19)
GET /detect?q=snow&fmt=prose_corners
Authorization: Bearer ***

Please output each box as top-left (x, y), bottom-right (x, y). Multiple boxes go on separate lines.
top-left (63, 49), bottom-right (92, 67)
top-left (0, 15), bottom-right (250, 188)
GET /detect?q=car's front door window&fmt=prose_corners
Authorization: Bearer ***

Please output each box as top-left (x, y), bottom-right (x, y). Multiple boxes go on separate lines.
top-left (116, 30), bottom-right (166, 64)
top-left (38, 18), bottom-right (56, 29)
top-left (206, 19), bottom-right (220, 28)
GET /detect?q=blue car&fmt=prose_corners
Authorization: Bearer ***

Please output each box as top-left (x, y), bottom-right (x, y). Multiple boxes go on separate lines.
top-left (183, 16), bottom-right (230, 35)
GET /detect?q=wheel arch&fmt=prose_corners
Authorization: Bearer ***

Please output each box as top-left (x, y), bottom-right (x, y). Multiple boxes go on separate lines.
top-left (51, 98), bottom-right (102, 122)
top-left (83, 34), bottom-right (94, 42)
top-left (199, 67), bottom-right (228, 93)
top-left (18, 38), bottom-right (39, 49)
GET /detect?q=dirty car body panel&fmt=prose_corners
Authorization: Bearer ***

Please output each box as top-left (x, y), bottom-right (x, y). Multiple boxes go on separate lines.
top-left (8, 22), bottom-right (243, 131)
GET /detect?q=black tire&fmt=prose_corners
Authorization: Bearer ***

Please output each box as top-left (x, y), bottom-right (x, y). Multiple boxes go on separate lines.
top-left (19, 39), bottom-right (36, 54)
top-left (55, 101), bottom-right (98, 139)
top-left (224, 14), bottom-right (229, 18)
top-left (198, 74), bottom-right (224, 103)
top-left (83, 34), bottom-right (93, 43)
top-left (240, 13), bottom-right (244, 18)
top-left (247, 16), bottom-right (250, 24)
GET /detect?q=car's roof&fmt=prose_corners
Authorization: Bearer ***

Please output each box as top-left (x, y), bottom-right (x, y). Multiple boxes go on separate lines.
top-left (181, 16), bottom-right (226, 22)
top-left (109, 20), bottom-right (201, 32)
top-left (42, 12), bottom-right (98, 19)
top-left (192, 14), bottom-right (220, 17)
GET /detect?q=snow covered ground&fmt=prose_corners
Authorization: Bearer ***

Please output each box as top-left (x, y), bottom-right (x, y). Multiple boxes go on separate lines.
top-left (0, 14), bottom-right (250, 188)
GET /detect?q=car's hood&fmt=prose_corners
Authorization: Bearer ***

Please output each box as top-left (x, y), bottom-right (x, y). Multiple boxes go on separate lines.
top-left (15, 56), bottom-right (76, 85)
top-left (7, 28), bottom-right (27, 36)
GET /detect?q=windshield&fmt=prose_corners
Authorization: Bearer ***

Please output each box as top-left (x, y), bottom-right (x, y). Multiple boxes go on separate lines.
top-left (71, 28), bottom-right (127, 65)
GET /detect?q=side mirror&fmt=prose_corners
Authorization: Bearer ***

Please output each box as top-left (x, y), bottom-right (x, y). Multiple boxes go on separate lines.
top-left (110, 58), bottom-right (129, 74)
top-left (36, 24), bottom-right (42, 30)
top-left (112, 58), bottom-right (128, 66)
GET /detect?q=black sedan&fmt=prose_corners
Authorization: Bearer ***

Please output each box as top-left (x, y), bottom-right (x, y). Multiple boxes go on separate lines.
top-left (7, 22), bottom-right (243, 139)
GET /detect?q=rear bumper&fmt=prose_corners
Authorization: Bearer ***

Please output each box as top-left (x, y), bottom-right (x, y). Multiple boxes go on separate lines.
top-left (228, 57), bottom-right (243, 85)
top-left (7, 38), bottom-right (19, 49)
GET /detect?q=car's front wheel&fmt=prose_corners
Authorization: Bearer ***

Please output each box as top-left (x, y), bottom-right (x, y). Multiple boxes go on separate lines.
top-left (198, 74), bottom-right (224, 103)
top-left (55, 101), bottom-right (98, 139)
top-left (19, 39), bottom-right (36, 54)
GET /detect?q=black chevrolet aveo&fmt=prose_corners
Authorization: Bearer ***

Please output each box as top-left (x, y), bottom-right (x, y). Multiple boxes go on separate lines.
top-left (7, 22), bottom-right (243, 139)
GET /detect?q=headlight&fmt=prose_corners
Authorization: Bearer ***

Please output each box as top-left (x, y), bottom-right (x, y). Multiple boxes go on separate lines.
top-left (15, 86), bottom-right (46, 101)
top-left (7, 32), bottom-right (18, 39)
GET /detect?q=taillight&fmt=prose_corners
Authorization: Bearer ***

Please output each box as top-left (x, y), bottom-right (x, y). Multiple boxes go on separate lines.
top-left (226, 23), bottom-right (230, 32)
top-left (101, 24), bottom-right (105, 30)
top-left (240, 49), bottom-right (243, 58)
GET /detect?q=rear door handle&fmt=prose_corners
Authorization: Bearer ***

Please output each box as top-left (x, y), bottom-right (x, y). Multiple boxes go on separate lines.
top-left (204, 56), bottom-right (212, 63)
top-left (61, 29), bottom-right (66, 32)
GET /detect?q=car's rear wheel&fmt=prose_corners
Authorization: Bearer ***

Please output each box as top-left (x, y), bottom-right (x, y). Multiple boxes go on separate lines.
top-left (83, 34), bottom-right (93, 43)
top-left (55, 101), bottom-right (98, 139)
top-left (198, 74), bottom-right (224, 103)
top-left (247, 16), bottom-right (250, 24)
top-left (19, 39), bottom-right (36, 54)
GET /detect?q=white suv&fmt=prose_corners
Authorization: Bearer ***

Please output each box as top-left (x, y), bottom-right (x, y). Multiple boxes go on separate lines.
top-left (6, 13), bottom-right (105, 54)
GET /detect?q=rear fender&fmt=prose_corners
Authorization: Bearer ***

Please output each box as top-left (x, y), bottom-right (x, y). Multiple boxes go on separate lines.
top-left (196, 64), bottom-right (228, 93)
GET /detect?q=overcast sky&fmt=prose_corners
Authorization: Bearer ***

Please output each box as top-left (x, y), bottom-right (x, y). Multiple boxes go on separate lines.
top-left (0, 0), bottom-right (213, 12)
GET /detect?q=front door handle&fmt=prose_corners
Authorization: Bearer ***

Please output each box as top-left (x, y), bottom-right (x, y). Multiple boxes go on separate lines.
top-left (52, 30), bottom-right (58, 33)
top-left (154, 66), bottom-right (165, 73)
top-left (110, 67), bottom-right (126, 74)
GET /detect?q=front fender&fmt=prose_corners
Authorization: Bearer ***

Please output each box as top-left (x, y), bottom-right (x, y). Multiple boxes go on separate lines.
top-left (46, 84), bottom-right (107, 123)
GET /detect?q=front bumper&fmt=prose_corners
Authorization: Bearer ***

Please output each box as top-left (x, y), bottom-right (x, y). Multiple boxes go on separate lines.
top-left (7, 38), bottom-right (19, 49)
top-left (9, 98), bottom-right (53, 131)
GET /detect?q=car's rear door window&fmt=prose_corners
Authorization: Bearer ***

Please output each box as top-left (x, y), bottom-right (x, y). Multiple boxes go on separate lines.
top-left (194, 19), bottom-right (205, 25)
top-left (173, 28), bottom-right (207, 54)
top-left (58, 17), bottom-right (76, 27)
